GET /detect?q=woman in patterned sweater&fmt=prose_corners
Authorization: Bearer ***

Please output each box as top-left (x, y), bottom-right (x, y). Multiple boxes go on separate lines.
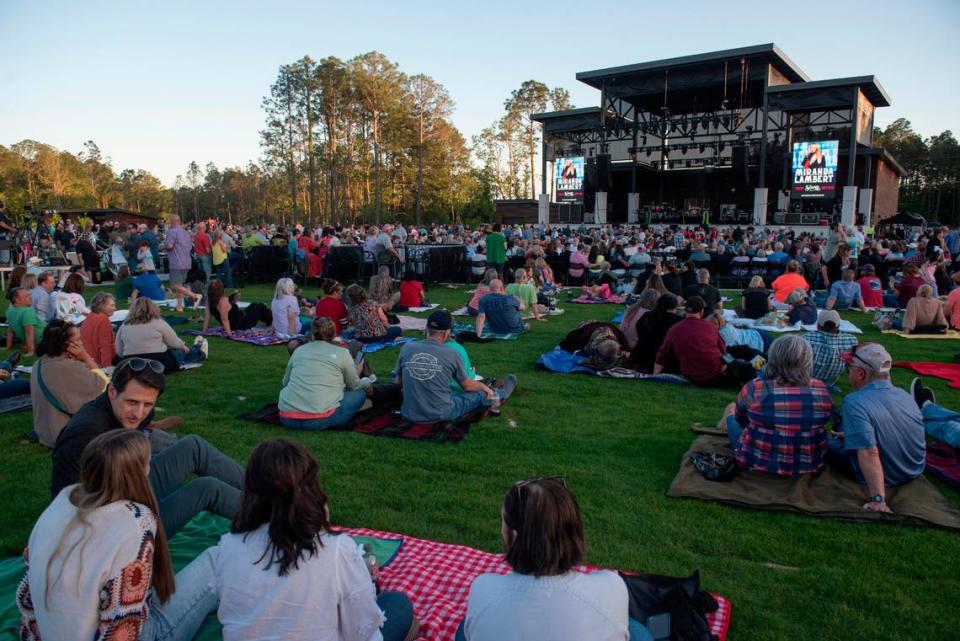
top-left (17, 429), bottom-right (217, 641)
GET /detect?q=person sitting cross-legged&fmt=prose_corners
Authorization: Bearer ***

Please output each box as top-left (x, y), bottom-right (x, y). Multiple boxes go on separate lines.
top-left (208, 438), bottom-right (420, 641)
top-left (721, 334), bottom-right (834, 476)
top-left (476, 279), bottom-right (527, 336)
top-left (50, 360), bottom-right (244, 537)
top-left (278, 316), bottom-right (376, 430)
top-left (826, 343), bottom-right (926, 513)
top-left (505, 268), bottom-right (546, 321)
top-left (5, 287), bottom-right (45, 356)
top-left (802, 309), bottom-right (858, 390)
top-left (116, 297), bottom-right (207, 374)
top-left (395, 310), bottom-right (516, 422)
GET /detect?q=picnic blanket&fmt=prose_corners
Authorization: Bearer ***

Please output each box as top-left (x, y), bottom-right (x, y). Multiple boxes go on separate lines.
top-left (722, 310), bottom-right (863, 335)
top-left (612, 310), bottom-right (625, 323)
top-left (882, 329), bottom-right (960, 339)
top-left (894, 362), bottom-right (960, 389)
top-left (239, 399), bottom-right (489, 443)
top-left (396, 315), bottom-right (428, 331)
top-left (0, 512), bottom-right (731, 641)
top-left (668, 435), bottom-right (960, 530)
top-left (404, 304), bottom-right (439, 313)
top-left (183, 327), bottom-right (289, 346)
top-left (536, 347), bottom-right (689, 384)
top-left (571, 294), bottom-right (627, 304)
top-left (0, 394), bottom-right (31, 415)
top-left (926, 441), bottom-right (960, 490)
top-left (361, 337), bottom-right (416, 353)
top-left (452, 322), bottom-right (522, 341)
top-left (451, 306), bottom-right (472, 316)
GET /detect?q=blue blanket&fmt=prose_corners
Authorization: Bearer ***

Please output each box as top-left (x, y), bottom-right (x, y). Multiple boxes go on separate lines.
top-left (535, 347), bottom-right (688, 384)
top-left (612, 310), bottom-right (625, 324)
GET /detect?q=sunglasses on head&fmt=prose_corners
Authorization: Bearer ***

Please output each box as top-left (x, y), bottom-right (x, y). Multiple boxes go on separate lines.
top-left (116, 357), bottom-right (165, 375)
top-left (514, 476), bottom-right (566, 501)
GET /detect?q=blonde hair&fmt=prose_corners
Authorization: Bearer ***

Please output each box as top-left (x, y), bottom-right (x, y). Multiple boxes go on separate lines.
top-left (125, 297), bottom-right (161, 324)
top-left (918, 284), bottom-right (934, 298)
top-left (707, 311), bottom-right (726, 329)
top-left (45, 430), bottom-right (174, 605)
top-left (21, 273), bottom-right (38, 290)
top-left (748, 276), bottom-right (765, 288)
top-left (274, 277), bottom-right (296, 300)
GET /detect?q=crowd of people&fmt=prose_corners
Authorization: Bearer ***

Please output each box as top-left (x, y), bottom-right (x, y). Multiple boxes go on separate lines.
top-left (5, 211), bottom-right (960, 641)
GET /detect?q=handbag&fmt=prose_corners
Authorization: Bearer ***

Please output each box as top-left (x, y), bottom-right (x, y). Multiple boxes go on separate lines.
top-left (620, 570), bottom-right (719, 641)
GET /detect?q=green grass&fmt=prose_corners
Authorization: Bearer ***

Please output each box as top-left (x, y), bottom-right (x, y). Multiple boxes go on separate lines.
top-left (2, 282), bottom-right (960, 641)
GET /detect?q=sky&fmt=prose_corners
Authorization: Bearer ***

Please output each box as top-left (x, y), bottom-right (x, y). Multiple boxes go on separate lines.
top-left (2, 0), bottom-right (958, 186)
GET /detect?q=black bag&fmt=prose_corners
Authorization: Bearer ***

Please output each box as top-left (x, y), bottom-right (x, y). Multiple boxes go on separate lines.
top-left (690, 452), bottom-right (737, 482)
top-left (620, 570), bottom-right (719, 641)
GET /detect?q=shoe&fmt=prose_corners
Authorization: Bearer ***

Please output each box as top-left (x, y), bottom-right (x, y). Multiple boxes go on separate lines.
top-left (910, 377), bottom-right (935, 408)
top-left (194, 336), bottom-right (209, 360)
top-left (498, 374), bottom-right (518, 402)
top-left (7, 352), bottom-right (22, 368)
top-left (149, 416), bottom-right (185, 430)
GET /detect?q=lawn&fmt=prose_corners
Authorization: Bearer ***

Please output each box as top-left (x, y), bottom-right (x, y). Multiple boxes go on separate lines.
top-left (1, 281), bottom-right (959, 641)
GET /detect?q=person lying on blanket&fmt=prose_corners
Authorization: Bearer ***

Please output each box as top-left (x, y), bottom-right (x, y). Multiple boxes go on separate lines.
top-left (581, 282), bottom-right (613, 300)
top-left (18, 430), bottom-right (218, 641)
top-left (395, 310), bottom-right (516, 422)
top-left (50, 360), bottom-right (244, 538)
top-left (207, 438), bottom-right (421, 641)
top-left (457, 477), bottom-right (654, 641)
top-left (826, 343), bottom-right (926, 513)
top-left (720, 335), bottom-right (834, 477)
top-left (279, 316), bottom-right (376, 430)
top-left (203, 279), bottom-right (273, 338)
top-left (476, 279), bottom-right (528, 336)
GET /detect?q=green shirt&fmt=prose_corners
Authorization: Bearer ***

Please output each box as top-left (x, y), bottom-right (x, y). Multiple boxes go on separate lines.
top-left (505, 283), bottom-right (538, 311)
top-left (114, 277), bottom-right (134, 302)
top-left (242, 234), bottom-right (265, 249)
top-left (7, 305), bottom-right (45, 344)
top-left (444, 340), bottom-right (476, 392)
top-left (278, 340), bottom-right (361, 415)
top-left (485, 232), bottom-right (506, 263)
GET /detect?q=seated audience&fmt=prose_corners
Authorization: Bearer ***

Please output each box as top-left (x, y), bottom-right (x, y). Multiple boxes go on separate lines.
top-left (740, 276), bottom-right (771, 319)
top-left (51, 361), bottom-right (243, 536)
top-left (18, 430), bottom-right (217, 641)
top-left (802, 310), bottom-right (858, 389)
top-left (946, 272), bottom-right (960, 330)
top-left (315, 278), bottom-right (349, 335)
top-left (116, 298), bottom-right (207, 374)
top-left (279, 317), bottom-right (375, 430)
top-left (828, 343), bottom-right (926, 513)
top-left (209, 438), bottom-right (419, 641)
top-left (721, 335), bottom-right (832, 476)
top-left (894, 264), bottom-right (925, 308)
top-left (53, 273), bottom-right (91, 325)
top-left (506, 268), bottom-right (545, 321)
top-left (628, 293), bottom-right (682, 373)
top-left (619, 288), bottom-right (660, 348)
top-left (902, 284), bottom-right (947, 334)
top-left (369, 265), bottom-right (396, 310)
top-left (786, 289), bottom-right (818, 325)
top-left (203, 279), bottom-right (273, 337)
top-left (30, 271), bottom-right (56, 322)
top-left (771, 260), bottom-right (808, 303)
top-left (459, 477), bottom-right (646, 641)
top-left (270, 277), bottom-right (302, 338)
top-left (654, 296), bottom-right (755, 387)
top-left (397, 270), bottom-right (428, 310)
top-left (346, 284), bottom-right (403, 344)
top-left (826, 269), bottom-right (868, 312)
top-left (681, 268), bottom-right (722, 313)
top-left (79, 292), bottom-right (117, 367)
top-left (395, 310), bottom-right (515, 422)
top-left (131, 265), bottom-right (166, 301)
top-left (857, 264), bottom-right (884, 308)
top-left (476, 279), bottom-right (526, 336)
top-left (5, 287), bottom-right (45, 355)
top-left (468, 268), bottom-right (499, 316)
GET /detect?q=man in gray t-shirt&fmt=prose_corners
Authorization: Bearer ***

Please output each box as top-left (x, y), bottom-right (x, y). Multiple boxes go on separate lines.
top-left (395, 311), bottom-right (515, 422)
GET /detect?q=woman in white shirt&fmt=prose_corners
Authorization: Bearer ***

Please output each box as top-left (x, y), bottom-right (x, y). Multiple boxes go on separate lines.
top-left (271, 277), bottom-right (302, 338)
top-left (459, 477), bottom-right (653, 641)
top-left (116, 297), bottom-right (207, 373)
top-left (18, 429), bottom-right (217, 641)
top-left (53, 272), bottom-right (91, 325)
top-left (210, 438), bottom-right (419, 641)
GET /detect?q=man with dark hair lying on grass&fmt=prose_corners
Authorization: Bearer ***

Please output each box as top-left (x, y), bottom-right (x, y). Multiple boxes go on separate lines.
top-left (654, 296), bottom-right (756, 387)
top-left (50, 358), bottom-right (244, 536)
top-left (395, 310), bottom-right (517, 422)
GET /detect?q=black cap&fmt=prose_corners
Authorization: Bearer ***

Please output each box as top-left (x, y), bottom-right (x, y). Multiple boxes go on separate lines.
top-left (427, 310), bottom-right (452, 330)
top-left (685, 296), bottom-right (706, 315)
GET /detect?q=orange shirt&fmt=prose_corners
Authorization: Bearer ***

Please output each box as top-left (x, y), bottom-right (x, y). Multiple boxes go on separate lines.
top-left (771, 272), bottom-right (809, 302)
top-left (79, 312), bottom-right (116, 367)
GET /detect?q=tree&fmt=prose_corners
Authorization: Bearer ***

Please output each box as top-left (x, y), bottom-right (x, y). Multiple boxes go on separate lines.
top-left (261, 64), bottom-right (302, 222)
top-left (408, 74), bottom-right (453, 225)
top-left (505, 81), bottom-right (550, 198)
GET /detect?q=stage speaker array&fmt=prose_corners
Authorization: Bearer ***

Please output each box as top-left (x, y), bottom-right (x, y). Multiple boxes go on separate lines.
top-left (732, 145), bottom-right (750, 187)
top-left (595, 154), bottom-right (612, 192)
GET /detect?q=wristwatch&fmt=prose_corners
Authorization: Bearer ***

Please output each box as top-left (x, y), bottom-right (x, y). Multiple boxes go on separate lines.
top-left (870, 494), bottom-right (885, 503)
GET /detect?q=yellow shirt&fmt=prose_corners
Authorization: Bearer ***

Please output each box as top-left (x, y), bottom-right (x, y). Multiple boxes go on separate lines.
top-left (212, 241), bottom-right (227, 266)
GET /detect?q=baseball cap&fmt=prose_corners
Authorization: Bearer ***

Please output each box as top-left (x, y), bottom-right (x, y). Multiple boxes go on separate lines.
top-left (839, 342), bottom-right (892, 374)
top-left (426, 310), bottom-right (452, 331)
top-left (817, 309), bottom-right (841, 328)
top-left (860, 263), bottom-right (875, 272)
top-left (685, 296), bottom-right (706, 315)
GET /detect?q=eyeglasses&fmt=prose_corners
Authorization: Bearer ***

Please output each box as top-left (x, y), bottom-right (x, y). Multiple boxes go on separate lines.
top-left (514, 476), bottom-right (566, 501)
top-left (116, 357), bottom-right (165, 375)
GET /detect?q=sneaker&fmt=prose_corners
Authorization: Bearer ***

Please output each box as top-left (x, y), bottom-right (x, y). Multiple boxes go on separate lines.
top-left (910, 377), bottom-right (935, 408)
top-left (497, 374), bottom-right (518, 402)
top-left (194, 336), bottom-right (209, 360)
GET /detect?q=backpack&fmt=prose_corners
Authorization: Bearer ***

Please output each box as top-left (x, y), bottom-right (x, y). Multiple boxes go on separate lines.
top-left (620, 570), bottom-right (719, 641)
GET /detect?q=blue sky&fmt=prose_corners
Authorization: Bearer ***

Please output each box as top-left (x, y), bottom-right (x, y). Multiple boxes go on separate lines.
top-left (2, 0), bottom-right (957, 185)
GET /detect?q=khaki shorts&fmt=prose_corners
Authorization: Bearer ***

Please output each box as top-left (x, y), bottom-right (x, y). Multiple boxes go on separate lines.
top-left (169, 269), bottom-right (189, 286)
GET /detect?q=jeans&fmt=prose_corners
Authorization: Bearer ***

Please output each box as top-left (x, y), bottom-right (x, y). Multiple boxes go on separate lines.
top-left (149, 435), bottom-right (244, 537)
top-left (923, 402), bottom-right (960, 448)
top-left (377, 591), bottom-right (415, 641)
top-left (198, 255), bottom-right (212, 285)
top-left (825, 436), bottom-right (859, 480)
top-left (214, 260), bottom-right (233, 288)
top-left (726, 415), bottom-right (744, 451)
top-left (455, 617), bottom-right (653, 641)
top-left (171, 345), bottom-right (204, 366)
top-left (0, 359), bottom-right (30, 399)
top-left (442, 390), bottom-right (493, 421)
top-left (140, 548), bottom-right (218, 641)
top-left (279, 389), bottom-right (368, 430)
top-left (357, 326), bottom-right (402, 344)
top-left (882, 293), bottom-right (900, 309)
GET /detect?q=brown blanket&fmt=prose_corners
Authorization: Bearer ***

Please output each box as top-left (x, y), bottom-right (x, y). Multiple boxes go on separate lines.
top-left (668, 435), bottom-right (960, 530)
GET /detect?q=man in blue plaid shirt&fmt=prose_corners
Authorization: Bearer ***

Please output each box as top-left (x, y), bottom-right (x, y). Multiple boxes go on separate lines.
top-left (803, 310), bottom-right (858, 389)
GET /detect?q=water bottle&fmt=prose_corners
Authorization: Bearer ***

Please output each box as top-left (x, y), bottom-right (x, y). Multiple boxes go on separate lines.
top-left (362, 543), bottom-right (380, 582)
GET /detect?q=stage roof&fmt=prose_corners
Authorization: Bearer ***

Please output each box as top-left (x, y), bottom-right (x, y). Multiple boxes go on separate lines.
top-left (765, 75), bottom-right (891, 109)
top-left (530, 107), bottom-right (601, 134)
top-left (576, 43), bottom-right (810, 88)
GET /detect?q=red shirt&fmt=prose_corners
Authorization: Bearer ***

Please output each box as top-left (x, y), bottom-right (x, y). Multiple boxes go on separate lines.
top-left (398, 281), bottom-right (424, 308)
top-left (79, 312), bottom-right (116, 367)
top-left (314, 296), bottom-right (348, 336)
top-left (857, 276), bottom-right (883, 308)
top-left (298, 236), bottom-right (317, 252)
top-left (194, 231), bottom-right (211, 256)
top-left (656, 317), bottom-right (726, 384)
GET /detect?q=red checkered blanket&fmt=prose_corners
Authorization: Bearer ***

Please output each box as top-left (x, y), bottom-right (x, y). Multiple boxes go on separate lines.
top-left (341, 526), bottom-right (731, 641)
